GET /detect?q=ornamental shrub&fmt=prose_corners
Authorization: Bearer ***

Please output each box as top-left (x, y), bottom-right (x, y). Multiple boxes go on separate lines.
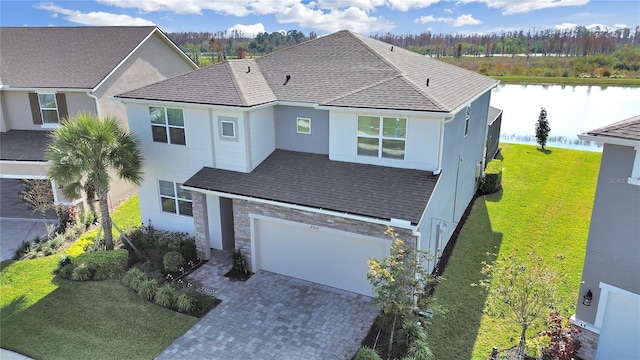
top-left (354, 347), bottom-right (382, 360)
top-left (481, 159), bottom-right (503, 194)
top-left (137, 278), bottom-right (159, 301)
top-left (121, 267), bottom-right (148, 290)
top-left (175, 293), bottom-right (194, 313)
top-left (163, 251), bottom-right (185, 273)
top-left (155, 283), bottom-right (177, 308)
top-left (73, 249), bottom-right (129, 280)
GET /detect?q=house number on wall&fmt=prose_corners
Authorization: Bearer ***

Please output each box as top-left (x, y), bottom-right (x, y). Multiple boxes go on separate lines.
top-left (310, 225), bottom-right (319, 230)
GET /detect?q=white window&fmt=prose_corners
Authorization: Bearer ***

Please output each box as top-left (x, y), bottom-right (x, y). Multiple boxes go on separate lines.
top-left (464, 105), bottom-right (471, 137)
top-left (159, 180), bottom-right (192, 217)
top-left (218, 116), bottom-right (238, 141)
top-left (297, 117), bottom-right (311, 134)
top-left (38, 93), bottom-right (59, 124)
top-left (150, 107), bottom-right (185, 145)
top-left (357, 115), bottom-right (406, 160)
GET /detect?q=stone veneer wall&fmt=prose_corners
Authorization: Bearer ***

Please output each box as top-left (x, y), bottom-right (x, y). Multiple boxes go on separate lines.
top-left (192, 192), bottom-right (210, 260)
top-left (232, 199), bottom-right (417, 271)
top-left (572, 324), bottom-right (599, 360)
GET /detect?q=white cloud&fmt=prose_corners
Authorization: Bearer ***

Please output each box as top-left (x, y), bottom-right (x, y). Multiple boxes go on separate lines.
top-left (614, 23), bottom-right (628, 29)
top-left (453, 13), bottom-right (481, 26)
top-left (555, 22), bottom-right (577, 30)
top-left (586, 23), bottom-right (609, 31)
top-left (96, 0), bottom-right (255, 16)
top-left (444, 7), bottom-right (454, 13)
top-left (276, 4), bottom-right (394, 33)
top-left (415, 13), bottom-right (481, 27)
top-left (458, 0), bottom-right (588, 15)
top-left (228, 23), bottom-right (266, 37)
top-left (415, 15), bottom-right (451, 24)
top-left (35, 2), bottom-right (155, 26)
top-left (385, 0), bottom-right (440, 11)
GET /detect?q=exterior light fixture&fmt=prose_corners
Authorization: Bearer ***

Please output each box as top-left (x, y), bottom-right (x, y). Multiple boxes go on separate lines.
top-left (583, 290), bottom-right (593, 306)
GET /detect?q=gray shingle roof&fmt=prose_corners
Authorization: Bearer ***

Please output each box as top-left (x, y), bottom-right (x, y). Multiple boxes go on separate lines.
top-left (0, 130), bottom-right (52, 161)
top-left (184, 150), bottom-right (438, 224)
top-left (0, 26), bottom-right (157, 89)
top-left (488, 106), bottom-right (502, 125)
top-left (118, 30), bottom-right (498, 112)
top-left (583, 114), bottom-right (640, 142)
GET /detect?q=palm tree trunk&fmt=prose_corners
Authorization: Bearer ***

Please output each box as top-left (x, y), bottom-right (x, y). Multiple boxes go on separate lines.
top-left (98, 190), bottom-right (114, 250)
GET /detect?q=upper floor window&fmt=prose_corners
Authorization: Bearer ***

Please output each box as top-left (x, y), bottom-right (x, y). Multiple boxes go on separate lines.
top-left (38, 93), bottom-right (60, 124)
top-left (218, 116), bottom-right (238, 141)
top-left (464, 105), bottom-right (471, 137)
top-left (150, 107), bottom-right (185, 145)
top-left (357, 115), bottom-right (406, 160)
top-left (159, 180), bottom-right (192, 217)
top-left (297, 117), bottom-right (311, 134)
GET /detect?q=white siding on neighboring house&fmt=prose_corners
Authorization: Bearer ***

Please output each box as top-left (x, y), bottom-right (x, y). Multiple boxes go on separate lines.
top-left (328, 111), bottom-right (441, 171)
top-left (248, 106), bottom-right (275, 171)
top-left (126, 102), bottom-right (213, 234)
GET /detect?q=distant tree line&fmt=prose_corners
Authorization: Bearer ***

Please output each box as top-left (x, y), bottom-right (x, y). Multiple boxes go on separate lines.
top-left (373, 26), bottom-right (640, 58)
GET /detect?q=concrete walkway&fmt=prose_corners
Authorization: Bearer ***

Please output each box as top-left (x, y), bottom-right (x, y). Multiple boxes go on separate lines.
top-left (0, 349), bottom-right (34, 360)
top-left (157, 251), bottom-right (379, 360)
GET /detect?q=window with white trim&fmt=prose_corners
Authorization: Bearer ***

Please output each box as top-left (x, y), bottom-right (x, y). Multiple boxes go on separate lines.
top-left (357, 115), bottom-right (406, 160)
top-left (38, 93), bottom-right (60, 124)
top-left (297, 117), bottom-right (311, 134)
top-left (159, 180), bottom-right (192, 216)
top-left (218, 116), bottom-right (238, 141)
top-left (150, 107), bottom-right (186, 145)
top-left (464, 105), bottom-right (471, 137)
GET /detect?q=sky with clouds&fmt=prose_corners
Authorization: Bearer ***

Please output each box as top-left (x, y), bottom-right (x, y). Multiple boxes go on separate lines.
top-left (1, 0), bottom-right (638, 37)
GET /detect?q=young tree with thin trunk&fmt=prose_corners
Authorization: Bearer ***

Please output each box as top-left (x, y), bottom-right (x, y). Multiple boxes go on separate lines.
top-left (46, 113), bottom-right (143, 250)
top-left (475, 253), bottom-right (559, 360)
top-left (535, 107), bottom-right (551, 150)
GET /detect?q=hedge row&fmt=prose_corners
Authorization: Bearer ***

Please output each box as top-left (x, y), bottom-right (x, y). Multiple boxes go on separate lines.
top-left (56, 249), bottom-right (129, 281)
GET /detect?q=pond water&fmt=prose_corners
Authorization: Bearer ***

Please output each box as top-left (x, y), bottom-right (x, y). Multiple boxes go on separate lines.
top-left (490, 84), bottom-right (640, 151)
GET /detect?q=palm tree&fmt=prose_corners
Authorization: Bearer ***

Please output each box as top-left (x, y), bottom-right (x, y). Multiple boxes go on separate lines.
top-left (46, 113), bottom-right (143, 250)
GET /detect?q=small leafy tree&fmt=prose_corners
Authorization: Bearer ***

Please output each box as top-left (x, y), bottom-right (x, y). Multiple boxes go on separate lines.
top-left (476, 253), bottom-right (558, 360)
top-left (367, 227), bottom-right (434, 356)
top-left (535, 107), bottom-right (551, 150)
top-left (20, 179), bottom-right (55, 238)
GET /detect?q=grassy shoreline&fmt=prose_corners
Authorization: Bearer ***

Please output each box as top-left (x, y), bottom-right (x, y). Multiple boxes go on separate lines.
top-left (491, 76), bottom-right (640, 86)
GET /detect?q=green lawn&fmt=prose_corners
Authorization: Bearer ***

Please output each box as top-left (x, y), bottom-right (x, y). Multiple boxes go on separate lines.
top-left (0, 196), bottom-right (199, 359)
top-left (427, 143), bottom-right (602, 360)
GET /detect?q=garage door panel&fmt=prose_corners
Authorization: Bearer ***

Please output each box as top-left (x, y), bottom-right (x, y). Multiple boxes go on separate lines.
top-left (596, 291), bottom-right (640, 359)
top-left (254, 218), bottom-right (388, 296)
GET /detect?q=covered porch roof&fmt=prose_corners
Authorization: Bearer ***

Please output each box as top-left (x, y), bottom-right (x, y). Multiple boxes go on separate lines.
top-left (0, 130), bottom-right (52, 162)
top-left (183, 150), bottom-right (438, 225)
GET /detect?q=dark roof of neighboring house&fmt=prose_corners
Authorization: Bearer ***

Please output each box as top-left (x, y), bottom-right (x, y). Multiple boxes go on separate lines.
top-left (0, 26), bottom-right (167, 89)
top-left (0, 130), bottom-right (52, 161)
top-left (583, 114), bottom-right (640, 142)
top-left (119, 30), bottom-right (498, 112)
top-left (488, 106), bottom-right (502, 125)
top-left (184, 150), bottom-right (438, 224)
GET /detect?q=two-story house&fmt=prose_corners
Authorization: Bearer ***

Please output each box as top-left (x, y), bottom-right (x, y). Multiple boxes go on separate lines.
top-left (116, 30), bottom-right (499, 296)
top-left (572, 115), bottom-right (640, 359)
top-left (0, 26), bottom-right (197, 205)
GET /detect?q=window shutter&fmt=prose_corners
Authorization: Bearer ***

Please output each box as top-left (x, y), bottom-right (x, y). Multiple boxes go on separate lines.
top-left (56, 93), bottom-right (68, 121)
top-left (28, 92), bottom-right (43, 125)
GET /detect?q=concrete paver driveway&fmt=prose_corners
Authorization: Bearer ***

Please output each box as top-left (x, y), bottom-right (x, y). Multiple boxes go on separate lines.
top-left (157, 260), bottom-right (379, 360)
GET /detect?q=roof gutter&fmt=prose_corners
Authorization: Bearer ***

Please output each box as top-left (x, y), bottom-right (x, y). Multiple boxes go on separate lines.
top-left (181, 185), bottom-right (418, 232)
top-left (578, 133), bottom-right (640, 148)
top-left (0, 86), bottom-right (89, 93)
top-left (87, 91), bottom-right (101, 118)
top-left (113, 96), bottom-right (276, 111)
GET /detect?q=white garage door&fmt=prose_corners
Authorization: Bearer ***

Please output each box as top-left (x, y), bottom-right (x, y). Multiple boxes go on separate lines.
top-left (596, 290), bottom-right (640, 359)
top-left (253, 217), bottom-right (389, 296)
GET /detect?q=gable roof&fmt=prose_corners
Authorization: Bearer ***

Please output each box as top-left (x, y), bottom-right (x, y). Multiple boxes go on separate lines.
top-left (580, 115), bottom-right (640, 144)
top-left (118, 30), bottom-right (497, 113)
top-left (184, 150), bottom-right (438, 224)
top-left (0, 26), bottom-right (196, 90)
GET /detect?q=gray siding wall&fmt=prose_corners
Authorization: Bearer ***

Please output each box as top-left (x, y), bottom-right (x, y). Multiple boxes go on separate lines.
top-left (417, 90), bottom-right (492, 271)
top-left (274, 105), bottom-right (329, 154)
top-left (576, 143), bottom-right (640, 324)
top-left (94, 32), bottom-right (195, 128)
top-left (0, 91), bottom-right (94, 131)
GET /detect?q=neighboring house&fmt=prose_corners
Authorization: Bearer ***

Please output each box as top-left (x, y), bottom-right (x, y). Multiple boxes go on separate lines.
top-left (486, 106), bottom-right (502, 164)
top-left (116, 30), bottom-right (499, 296)
top-left (0, 26), bottom-right (197, 205)
top-left (572, 115), bottom-right (640, 359)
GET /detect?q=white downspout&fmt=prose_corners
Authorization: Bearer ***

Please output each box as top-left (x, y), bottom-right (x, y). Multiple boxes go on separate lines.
top-left (433, 115), bottom-right (456, 175)
top-left (87, 91), bottom-right (101, 118)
